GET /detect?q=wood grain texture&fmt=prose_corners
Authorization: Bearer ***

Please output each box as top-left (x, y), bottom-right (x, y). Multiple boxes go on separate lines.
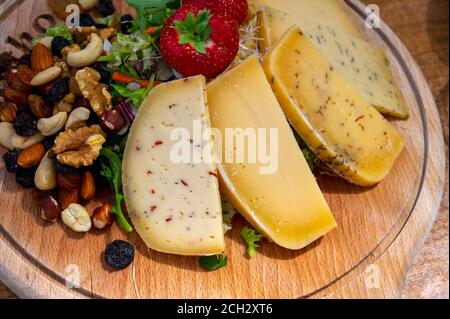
top-left (0, 0), bottom-right (447, 299)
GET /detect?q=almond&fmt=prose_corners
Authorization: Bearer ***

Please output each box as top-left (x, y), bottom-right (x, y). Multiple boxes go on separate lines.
top-left (17, 144), bottom-right (45, 168)
top-left (58, 188), bottom-right (79, 210)
top-left (80, 171), bottom-right (95, 201)
top-left (57, 172), bottom-right (82, 191)
top-left (31, 43), bottom-right (54, 72)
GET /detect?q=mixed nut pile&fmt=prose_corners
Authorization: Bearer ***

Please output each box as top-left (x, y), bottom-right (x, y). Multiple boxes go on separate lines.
top-left (0, 10), bottom-right (127, 236)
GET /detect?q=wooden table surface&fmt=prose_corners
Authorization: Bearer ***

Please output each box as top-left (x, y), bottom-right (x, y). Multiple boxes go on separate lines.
top-left (0, 0), bottom-right (448, 299)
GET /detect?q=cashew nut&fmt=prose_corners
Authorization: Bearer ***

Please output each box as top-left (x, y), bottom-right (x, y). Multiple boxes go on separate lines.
top-left (35, 151), bottom-right (57, 191)
top-left (1, 122), bottom-right (45, 149)
top-left (0, 122), bottom-right (15, 149)
top-left (79, 0), bottom-right (98, 10)
top-left (37, 112), bottom-right (68, 136)
top-left (61, 203), bottom-right (92, 232)
top-left (31, 66), bottom-right (62, 86)
top-left (65, 107), bottom-right (90, 129)
top-left (34, 36), bottom-right (54, 49)
top-left (67, 33), bottom-right (103, 68)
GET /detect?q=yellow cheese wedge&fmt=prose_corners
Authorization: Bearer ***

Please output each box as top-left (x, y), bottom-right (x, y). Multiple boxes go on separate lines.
top-left (250, 0), bottom-right (366, 50)
top-left (207, 56), bottom-right (337, 250)
top-left (255, 4), bottom-right (409, 119)
top-left (123, 76), bottom-right (225, 256)
top-left (263, 26), bottom-right (405, 186)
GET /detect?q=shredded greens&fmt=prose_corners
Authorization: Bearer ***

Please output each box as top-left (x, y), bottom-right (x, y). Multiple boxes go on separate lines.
top-left (98, 147), bottom-right (133, 233)
top-left (200, 255), bottom-right (228, 271)
top-left (222, 197), bottom-right (238, 233)
top-left (32, 24), bottom-right (74, 45)
top-left (111, 84), bottom-right (151, 108)
top-left (241, 227), bottom-right (264, 258)
top-left (127, 0), bottom-right (181, 32)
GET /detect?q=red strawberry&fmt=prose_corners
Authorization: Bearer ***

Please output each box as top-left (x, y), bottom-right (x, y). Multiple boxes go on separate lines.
top-left (183, 0), bottom-right (248, 24)
top-left (160, 4), bottom-right (240, 79)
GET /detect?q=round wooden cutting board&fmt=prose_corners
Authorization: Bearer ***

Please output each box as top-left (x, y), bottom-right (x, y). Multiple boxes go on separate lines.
top-left (0, 0), bottom-right (446, 299)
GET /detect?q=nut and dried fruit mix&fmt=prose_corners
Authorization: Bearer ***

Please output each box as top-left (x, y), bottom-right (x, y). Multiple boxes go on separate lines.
top-left (0, 0), bottom-right (180, 266)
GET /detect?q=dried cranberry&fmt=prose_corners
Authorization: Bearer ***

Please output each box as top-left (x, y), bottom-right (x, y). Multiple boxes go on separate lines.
top-left (78, 13), bottom-right (95, 26)
top-left (46, 79), bottom-right (69, 104)
top-left (53, 159), bottom-right (79, 175)
top-left (120, 14), bottom-right (134, 35)
top-left (98, 0), bottom-right (115, 17)
top-left (93, 62), bottom-right (110, 84)
top-left (2, 149), bottom-right (20, 173)
top-left (13, 108), bottom-right (37, 137)
top-left (51, 36), bottom-right (70, 57)
top-left (104, 240), bottom-right (134, 270)
top-left (42, 136), bottom-right (56, 152)
top-left (15, 167), bottom-right (36, 188)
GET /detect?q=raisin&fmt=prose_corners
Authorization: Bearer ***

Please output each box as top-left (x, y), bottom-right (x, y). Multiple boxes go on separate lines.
top-left (0, 52), bottom-right (16, 73)
top-left (51, 36), bottom-right (70, 57)
top-left (15, 167), bottom-right (36, 188)
top-left (120, 14), bottom-right (134, 35)
top-left (42, 136), bottom-right (56, 152)
top-left (53, 158), bottom-right (79, 174)
top-left (98, 0), bottom-right (115, 17)
top-left (13, 108), bottom-right (37, 137)
top-left (2, 149), bottom-right (20, 173)
top-left (79, 13), bottom-right (95, 27)
top-left (93, 62), bottom-right (110, 84)
top-left (46, 79), bottom-right (69, 104)
top-left (16, 52), bottom-right (31, 67)
top-left (104, 240), bottom-right (135, 270)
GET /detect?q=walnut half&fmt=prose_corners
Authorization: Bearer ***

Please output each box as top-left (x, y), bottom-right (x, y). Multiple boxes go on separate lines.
top-left (75, 67), bottom-right (112, 116)
top-left (52, 125), bottom-right (106, 168)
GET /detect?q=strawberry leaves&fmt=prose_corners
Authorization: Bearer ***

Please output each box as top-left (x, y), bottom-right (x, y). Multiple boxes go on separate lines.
top-left (173, 9), bottom-right (212, 54)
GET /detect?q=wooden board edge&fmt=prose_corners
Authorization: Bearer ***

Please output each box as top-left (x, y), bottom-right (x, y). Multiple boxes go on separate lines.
top-left (0, 231), bottom-right (84, 299)
top-left (0, 0), bottom-right (446, 299)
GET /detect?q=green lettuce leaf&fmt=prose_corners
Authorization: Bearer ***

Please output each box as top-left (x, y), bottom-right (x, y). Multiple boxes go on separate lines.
top-left (241, 227), bottom-right (264, 258)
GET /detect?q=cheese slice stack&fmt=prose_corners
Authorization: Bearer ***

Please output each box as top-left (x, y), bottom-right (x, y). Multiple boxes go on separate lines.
top-left (122, 76), bottom-right (225, 256)
top-left (253, 1), bottom-right (409, 119)
top-left (207, 57), bottom-right (337, 250)
top-left (263, 26), bottom-right (405, 186)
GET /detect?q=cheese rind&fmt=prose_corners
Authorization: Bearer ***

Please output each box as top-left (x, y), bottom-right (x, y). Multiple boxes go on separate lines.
top-left (255, 3), bottom-right (409, 119)
top-left (122, 76), bottom-right (225, 256)
top-left (207, 57), bottom-right (337, 250)
top-left (263, 26), bottom-right (404, 186)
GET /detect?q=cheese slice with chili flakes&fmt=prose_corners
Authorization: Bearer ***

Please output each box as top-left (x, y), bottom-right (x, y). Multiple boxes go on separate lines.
top-left (122, 76), bottom-right (225, 256)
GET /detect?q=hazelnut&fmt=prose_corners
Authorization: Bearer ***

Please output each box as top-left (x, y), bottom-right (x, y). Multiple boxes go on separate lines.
top-left (58, 188), bottom-right (79, 210)
top-left (92, 203), bottom-right (113, 230)
top-left (39, 195), bottom-right (61, 222)
top-left (28, 94), bottom-right (52, 119)
top-left (57, 172), bottom-right (82, 191)
top-left (100, 109), bottom-right (126, 133)
top-left (80, 171), bottom-right (95, 201)
top-left (0, 102), bottom-right (17, 123)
